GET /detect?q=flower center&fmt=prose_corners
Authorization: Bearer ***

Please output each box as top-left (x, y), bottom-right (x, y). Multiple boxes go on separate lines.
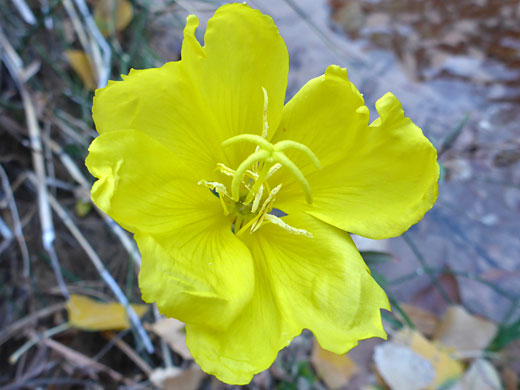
top-left (199, 88), bottom-right (320, 236)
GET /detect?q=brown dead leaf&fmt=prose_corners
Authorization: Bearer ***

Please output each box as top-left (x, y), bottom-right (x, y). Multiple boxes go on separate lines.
top-left (150, 365), bottom-right (205, 390)
top-left (411, 271), bottom-right (461, 315)
top-left (434, 305), bottom-right (497, 355)
top-left (66, 294), bottom-right (148, 331)
top-left (94, 0), bottom-right (133, 36)
top-left (393, 328), bottom-right (464, 389)
top-left (502, 340), bottom-right (520, 374)
top-left (331, 0), bottom-right (365, 36)
top-left (401, 304), bottom-right (439, 337)
top-left (65, 50), bottom-right (97, 90)
top-left (502, 367), bottom-right (518, 390)
top-left (311, 338), bottom-right (358, 389)
top-left (149, 318), bottom-right (192, 360)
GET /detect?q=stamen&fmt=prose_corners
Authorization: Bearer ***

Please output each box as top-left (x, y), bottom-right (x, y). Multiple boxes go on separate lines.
top-left (267, 163), bottom-right (282, 179)
top-left (215, 121), bottom-right (322, 235)
top-left (234, 215), bottom-right (244, 232)
top-left (231, 150), bottom-right (269, 201)
top-left (251, 184), bottom-right (264, 213)
top-left (236, 184), bottom-right (282, 236)
top-left (222, 133), bottom-right (320, 205)
top-left (274, 140), bottom-right (321, 169)
top-left (264, 214), bottom-right (313, 237)
top-left (245, 170), bottom-right (259, 180)
top-left (197, 180), bottom-right (228, 196)
top-left (215, 163), bottom-right (235, 177)
top-left (243, 163), bottom-right (269, 204)
top-left (250, 184), bottom-right (281, 233)
top-left (198, 180), bottom-right (230, 215)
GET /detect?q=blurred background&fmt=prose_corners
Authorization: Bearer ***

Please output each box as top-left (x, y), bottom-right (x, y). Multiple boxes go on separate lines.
top-left (1, 0), bottom-right (519, 389)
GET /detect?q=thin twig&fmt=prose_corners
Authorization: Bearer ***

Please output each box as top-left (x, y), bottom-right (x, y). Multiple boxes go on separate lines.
top-left (42, 187), bottom-right (154, 353)
top-left (40, 0), bottom-right (54, 29)
top-left (10, 0), bottom-right (37, 25)
top-left (0, 302), bottom-right (66, 347)
top-left (50, 114), bottom-right (93, 145)
top-left (42, 123), bottom-right (56, 196)
top-left (388, 266), bottom-right (519, 304)
top-left (153, 305), bottom-right (173, 368)
top-left (0, 216), bottom-right (14, 254)
top-left (7, 360), bottom-right (59, 390)
top-left (54, 109), bottom-right (98, 139)
top-left (9, 323), bottom-right (71, 364)
top-left (62, 0), bottom-right (101, 86)
top-left (0, 164), bottom-right (30, 277)
top-left (41, 337), bottom-right (128, 383)
top-left (0, 26), bottom-right (69, 299)
top-left (62, 0), bottom-right (111, 88)
top-left (72, 0), bottom-right (111, 88)
top-left (45, 138), bottom-right (90, 187)
top-left (103, 331), bottom-right (153, 376)
top-left (44, 137), bottom-right (142, 267)
top-left (402, 232), bottom-right (453, 303)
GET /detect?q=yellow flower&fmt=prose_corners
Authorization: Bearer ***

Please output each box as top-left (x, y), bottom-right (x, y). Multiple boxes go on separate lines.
top-left (85, 3), bottom-right (439, 385)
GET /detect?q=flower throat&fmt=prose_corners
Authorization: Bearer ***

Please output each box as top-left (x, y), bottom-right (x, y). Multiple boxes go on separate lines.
top-left (199, 88), bottom-right (320, 237)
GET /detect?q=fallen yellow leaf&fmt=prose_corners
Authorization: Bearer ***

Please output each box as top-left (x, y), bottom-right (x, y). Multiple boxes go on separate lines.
top-left (311, 338), bottom-right (358, 389)
top-left (67, 294), bottom-right (148, 331)
top-left (394, 328), bottom-right (464, 389)
top-left (95, 0), bottom-right (133, 36)
top-left (65, 50), bottom-right (97, 90)
top-left (434, 305), bottom-right (497, 355)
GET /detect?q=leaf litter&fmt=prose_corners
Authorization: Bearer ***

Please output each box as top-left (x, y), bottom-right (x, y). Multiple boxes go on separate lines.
top-left (1, 0), bottom-right (519, 388)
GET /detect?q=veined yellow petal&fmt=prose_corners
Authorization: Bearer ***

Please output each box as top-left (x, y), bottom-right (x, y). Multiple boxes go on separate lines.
top-left (182, 3), bottom-right (289, 168)
top-left (137, 218), bottom-right (254, 331)
top-left (274, 66), bottom-right (439, 239)
top-left (84, 3), bottom-right (437, 385)
top-left (92, 66), bottom-right (223, 182)
top-left (247, 213), bottom-right (390, 353)
top-left (86, 129), bottom-right (217, 234)
top-left (92, 3), bottom-right (288, 179)
top-left (185, 212), bottom-right (388, 384)
top-left (273, 66), bottom-right (368, 173)
top-left (185, 253), bottom-right (300, 385)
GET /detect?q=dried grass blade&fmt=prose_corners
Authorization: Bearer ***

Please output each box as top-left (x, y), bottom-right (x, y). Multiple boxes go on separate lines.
top-left (10, 0), bottom-right (37, 25)
top-left (0, 164), bottom-right (30, 277)
top-left (45, 190), bottom-right (154, 353)
top-left (0, 302), bottom-right (66, 347)
top-left (45, 138), bottom-right (142, 267)
top-left (0, 28), bottom-right (69, 299)
top-left (41, 337), bottom-right (128, 383)
top-left (103, 331), bottom-right (153, 376)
